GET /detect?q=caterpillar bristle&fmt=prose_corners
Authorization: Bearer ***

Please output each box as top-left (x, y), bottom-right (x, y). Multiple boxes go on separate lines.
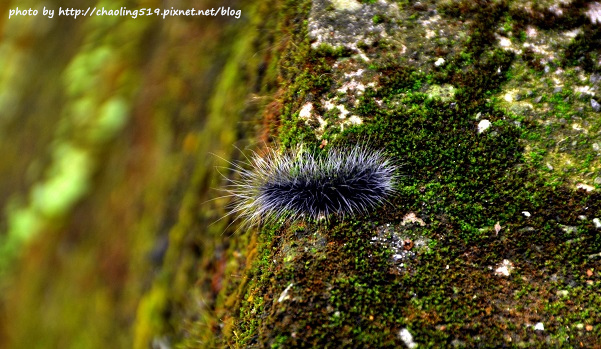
top-left (220, 144), bottom-right (399, 230)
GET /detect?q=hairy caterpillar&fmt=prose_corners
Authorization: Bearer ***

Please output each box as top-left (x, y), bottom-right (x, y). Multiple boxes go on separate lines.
top-left (220, 144), bottom-right (398, 229)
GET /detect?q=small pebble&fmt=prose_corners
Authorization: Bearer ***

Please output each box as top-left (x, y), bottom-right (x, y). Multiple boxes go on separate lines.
top-left (399, 328), bottom-right (418, 349)
top-left (592, 99), bottom-right (601, 112)
top-left (478, 119), bottom-right (491, 133)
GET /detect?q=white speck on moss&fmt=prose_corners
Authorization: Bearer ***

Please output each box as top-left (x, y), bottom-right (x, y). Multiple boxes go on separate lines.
top-left (525, 26), bottom-right (538, 38)
top-left (337, 105), bottom-right (350, 118)
top-left (560, 225), bottom-right (578, 234)
top-left (299, 103), bottom-right (313, 119)
top-left (575, 86), bottom-right (595, 96)
top-left (399, 328), bottom-right (418, 348)
top-left (323, 100), bottom-right (350, 118)
top-left (534, 322), bottom-right (545, 331)
top-left (298, 102), bottom-right (327, 138)
top-left (278, 283), bottom-right (294, 303)
top-left (498, 35), bottom-right (512, 47)
top-left (348, 115), bottom-right (362, 125)
top-left (564, 28), bottom-right (581, 38)
top-left (339, 114), bottom-right (362, 132)
top-left (478, 120), bottom-right (491, 133)
top-left (344, 69), bottom-right (364, 78)
top-left (571, 123), bottom-right (587, 133)
top-left (494, 259), bottom-right (514, 276)
top-left (317, 116), bottom-right (328, 129)
top-left (434, 57), bottom-right (445, 67)
top-left (549, 4), bottom-right (564, 17)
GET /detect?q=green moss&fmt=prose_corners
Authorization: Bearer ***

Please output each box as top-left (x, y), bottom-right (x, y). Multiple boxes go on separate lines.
top-left (372, 14), bottom-right (384, 25)
top-left (168, 0), bottom-right (601, 347)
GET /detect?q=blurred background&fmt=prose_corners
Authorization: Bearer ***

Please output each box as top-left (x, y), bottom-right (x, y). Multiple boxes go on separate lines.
top-left (0, 0), bottom-right (261, 347)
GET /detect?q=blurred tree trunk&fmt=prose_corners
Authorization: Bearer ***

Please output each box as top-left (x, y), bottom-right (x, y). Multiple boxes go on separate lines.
top-left (0, 0), bottom-right (265, 347)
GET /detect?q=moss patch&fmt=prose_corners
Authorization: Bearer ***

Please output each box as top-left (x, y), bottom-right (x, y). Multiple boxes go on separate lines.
top-left (216, 0), bottom-right (601, 347)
